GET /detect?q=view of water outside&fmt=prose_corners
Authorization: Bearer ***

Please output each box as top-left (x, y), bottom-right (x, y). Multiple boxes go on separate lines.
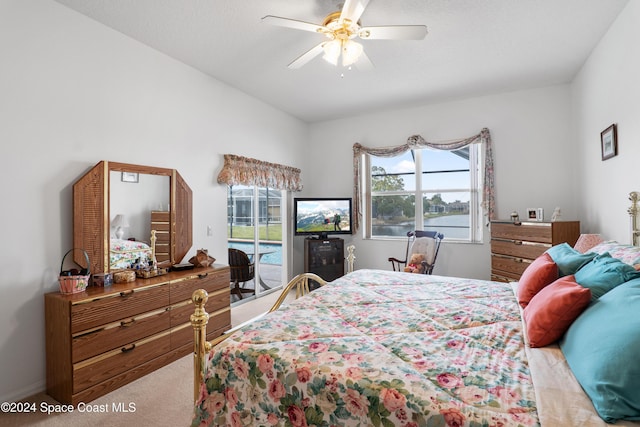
top-left (372, 214), bottom-right (469, 239)
top-left (228, 241), bottom-right (282, 265)
top-left (370, 147), bottom-right (476, 240)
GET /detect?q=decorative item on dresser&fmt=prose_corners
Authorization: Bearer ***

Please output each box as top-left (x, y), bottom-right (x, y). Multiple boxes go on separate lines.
top-left (45, 265), bottom-right (230, 405)
top-left (490, 220), bottom-right (580, 282)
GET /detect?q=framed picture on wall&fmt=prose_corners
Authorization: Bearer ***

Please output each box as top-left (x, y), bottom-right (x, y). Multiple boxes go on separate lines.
top-left (601, 124), bottom-right (618, 161)
top-left (121, 172), bottom-right (139, 183)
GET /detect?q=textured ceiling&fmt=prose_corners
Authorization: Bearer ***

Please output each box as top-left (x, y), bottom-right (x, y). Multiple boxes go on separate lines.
top-left (53, 0), bottom-right (629, 123)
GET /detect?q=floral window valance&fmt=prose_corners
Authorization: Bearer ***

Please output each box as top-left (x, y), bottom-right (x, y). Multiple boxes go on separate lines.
top-left (217, 154), bottom-right (303, 191)
top-left (352, 128), bottom-right (495, 232)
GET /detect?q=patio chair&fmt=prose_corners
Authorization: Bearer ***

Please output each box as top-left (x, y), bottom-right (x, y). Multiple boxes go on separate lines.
top-left (388, 230), bottom-right (444, 274)
top-left (229, 248), bottom-right (255, 299)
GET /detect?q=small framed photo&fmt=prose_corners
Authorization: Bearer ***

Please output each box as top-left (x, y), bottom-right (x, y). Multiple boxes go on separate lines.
top-left (601, 124), bottom-right (617, 161)
top-left (121, 172), bottom-right (139, 183)
top-left (527, 208), bottom-right (544, 221)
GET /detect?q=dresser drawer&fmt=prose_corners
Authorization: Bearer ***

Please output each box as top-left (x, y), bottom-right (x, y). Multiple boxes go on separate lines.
top-left (170, 287), bottom-right (229, 327)
top-left (155, 241), bottom-right (170, 250)
top-left (491, 254), bottom-right (532, 277)
top-left (169, 268), bottom-right (229, 303)
top-left (72, 307), bottom-right (171, 363)
top-left (170, 308), bottom-right (230, 349)
top-left (491, 239), bottom-right (549, 260)
top-left (71, 285), bottom-right (169, 334)
top-left (491, 222), bottom-right (552, 243)
top-left (151, 211), bottom-right (169, 222)
top-left (73, 331), bottom-right (171, 393)
top-left (491, 272), bottom-right (522, 282)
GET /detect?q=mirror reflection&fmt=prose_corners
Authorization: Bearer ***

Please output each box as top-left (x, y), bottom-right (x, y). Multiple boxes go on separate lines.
top-left (108, 171), bottom-right (170, 270)
top-left (74, 161), bottom-right (192, 274)
top-left (109, 171), bottom-right (170, 240)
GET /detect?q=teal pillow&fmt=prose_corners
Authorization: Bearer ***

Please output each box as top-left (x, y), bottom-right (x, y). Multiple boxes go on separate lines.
top-left (574, 252), bottom-right (640, 300)
top-left (546, 243), bottom-right (596, 276)
top-left (560, 278), bottom-right (640, 423)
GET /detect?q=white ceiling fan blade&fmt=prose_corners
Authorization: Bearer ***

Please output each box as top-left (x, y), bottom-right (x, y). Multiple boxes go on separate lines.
top-left (340, 0), bottom-right (370, 24)
top-left (359, 25), bottom-right (428, 40)
top-left (262, 15), bottom-right (325, 33)
top-left (287, 43), bottom-right (325, 69)
top-left (354, 50), bottom-right (374, 71)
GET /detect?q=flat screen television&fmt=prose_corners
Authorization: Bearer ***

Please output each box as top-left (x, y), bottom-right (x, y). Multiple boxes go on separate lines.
top-left (294, 197), bottom-right (352, 239)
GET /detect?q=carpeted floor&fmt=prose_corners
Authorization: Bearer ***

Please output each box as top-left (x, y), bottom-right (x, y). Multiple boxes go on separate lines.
top-left (3, 291), bottom-right (281, 427)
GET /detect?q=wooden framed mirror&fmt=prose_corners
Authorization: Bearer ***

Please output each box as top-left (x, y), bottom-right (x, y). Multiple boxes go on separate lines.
top-left (73, 161), bottom-right (192, 274)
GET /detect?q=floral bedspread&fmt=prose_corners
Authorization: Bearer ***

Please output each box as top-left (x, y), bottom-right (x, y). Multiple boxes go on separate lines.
top-left (109, 238), bottom-right (152, 269)
top-left (193, 269), bottom-right (539, 427)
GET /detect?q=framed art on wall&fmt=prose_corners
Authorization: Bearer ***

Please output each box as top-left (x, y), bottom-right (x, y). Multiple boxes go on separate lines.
top-left (601, 124), bottom-right (618, 161)
top-left (121, 172), bottom-right (139, 183)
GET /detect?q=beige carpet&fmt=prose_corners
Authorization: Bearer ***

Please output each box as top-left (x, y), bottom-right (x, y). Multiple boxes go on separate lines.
top-left (3, 291), bottom-right (282, 427)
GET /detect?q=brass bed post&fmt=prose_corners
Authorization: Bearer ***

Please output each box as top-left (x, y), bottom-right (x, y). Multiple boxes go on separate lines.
top-left (190, 289), bottom-right (210, 403)
top-left (629, 191), bottom-right (640, 246)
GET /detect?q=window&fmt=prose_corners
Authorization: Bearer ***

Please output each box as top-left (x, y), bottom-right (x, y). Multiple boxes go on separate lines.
top-left (365, 145), bottom-right (482, 242)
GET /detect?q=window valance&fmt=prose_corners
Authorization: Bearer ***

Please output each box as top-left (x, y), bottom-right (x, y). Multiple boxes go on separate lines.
top-left (352, 128), bottom-right (495, 232)
top-left (217, 154), bottom-right (303, 191)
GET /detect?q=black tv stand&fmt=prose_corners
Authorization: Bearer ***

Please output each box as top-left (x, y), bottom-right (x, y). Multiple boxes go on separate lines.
top-left (304, 237), bottom-right (344, 284)
top-left (311, 232), bottom-right (329, 239)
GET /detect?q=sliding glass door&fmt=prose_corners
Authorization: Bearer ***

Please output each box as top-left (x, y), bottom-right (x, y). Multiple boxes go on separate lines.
top-left (227, 185), bottom-right (285, 303)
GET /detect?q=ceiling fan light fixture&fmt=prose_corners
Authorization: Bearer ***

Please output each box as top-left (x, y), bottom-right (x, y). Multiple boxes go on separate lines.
top-left (264, 0), bottom-right (426, 70)
top-left (342, 40), bottom-right (363, 67)
top-left (322, 40), bottom-right (341, 66)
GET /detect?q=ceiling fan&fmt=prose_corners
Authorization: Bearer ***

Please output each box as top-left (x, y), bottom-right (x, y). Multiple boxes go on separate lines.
top-left (262, 0), bottom-right (428, 70)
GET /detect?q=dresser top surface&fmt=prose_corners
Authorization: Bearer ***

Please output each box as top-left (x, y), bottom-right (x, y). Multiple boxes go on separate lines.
top-left (46, 264), bottom-right (229, 302)
top-left (491, 220), bottom-right (578, 226)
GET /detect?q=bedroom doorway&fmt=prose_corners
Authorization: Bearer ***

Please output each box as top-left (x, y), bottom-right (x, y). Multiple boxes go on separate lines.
top-left (226, 185), bottom-right (285, 304)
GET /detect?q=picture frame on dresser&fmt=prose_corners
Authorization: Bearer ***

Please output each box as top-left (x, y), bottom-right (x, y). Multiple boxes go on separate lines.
top-left (526, 208), bottom-right (543, 221)
top-left (601, 123), bottom-right (617, 161)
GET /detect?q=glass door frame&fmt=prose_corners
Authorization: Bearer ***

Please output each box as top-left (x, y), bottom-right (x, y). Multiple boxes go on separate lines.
top-left (227, 185), bottom-right (286, 302)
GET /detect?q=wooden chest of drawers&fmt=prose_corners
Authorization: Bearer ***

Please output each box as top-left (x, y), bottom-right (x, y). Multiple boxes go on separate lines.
top-left (45, 265), bottom-right (230, 405)
top-left (490, 220), bottom-right (580, 282)
top-left (150, 211), bottom-right (171, 263)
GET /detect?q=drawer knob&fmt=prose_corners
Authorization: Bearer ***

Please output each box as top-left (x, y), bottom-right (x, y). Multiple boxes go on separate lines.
top-left (514, 240), bottom-right (523, 245)
top-left (120, 318), bottom-right (136, 328)
top-left (121, 344), bottom-right (136, 353)
top-left (120, 290), bottom-right (134, 298)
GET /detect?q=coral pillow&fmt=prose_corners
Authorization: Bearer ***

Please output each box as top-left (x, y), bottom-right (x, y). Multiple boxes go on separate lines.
top-left (523, 275), bottom-right (591, 348)
top-left (517, 252), bottom-right (558, 308)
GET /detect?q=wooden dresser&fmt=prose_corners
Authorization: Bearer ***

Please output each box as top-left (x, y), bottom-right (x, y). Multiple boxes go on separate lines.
top-left (490, 220), bottom-right (580, 282)
top-left (150, 211), bottom-right (171, 263)
top-left (45, 265), bottom-right (230, 405)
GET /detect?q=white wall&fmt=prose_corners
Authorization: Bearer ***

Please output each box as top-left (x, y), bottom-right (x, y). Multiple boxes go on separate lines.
top-left (572, 0), bottom-right (640, 242)
top-left (304, 85), bottom-right (576, 279)
top-left (0, 0), bottom-right (307, 402)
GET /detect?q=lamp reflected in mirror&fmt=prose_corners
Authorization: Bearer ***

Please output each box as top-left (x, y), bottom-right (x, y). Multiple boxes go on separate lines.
top-left (112, 214), bottom-right (129, 240)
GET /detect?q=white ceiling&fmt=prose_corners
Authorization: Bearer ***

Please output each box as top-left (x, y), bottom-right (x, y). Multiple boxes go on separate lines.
top-left (53, 0), bottom-right (629, 123)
